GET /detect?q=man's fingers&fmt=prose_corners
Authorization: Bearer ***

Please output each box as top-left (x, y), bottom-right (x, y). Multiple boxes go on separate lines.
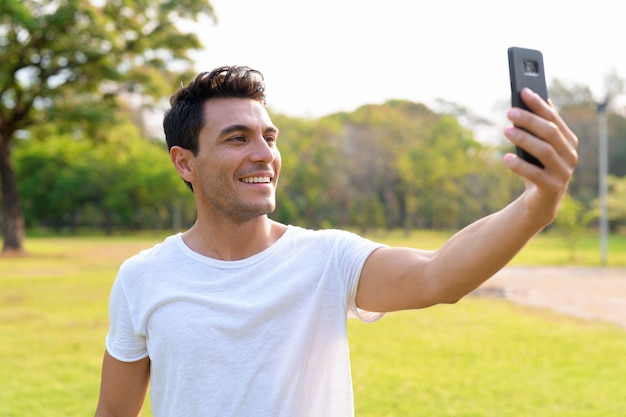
top-left (520, 88), bottom-right (579, 151)
top-left (508, 92), bottom-right (579, 170)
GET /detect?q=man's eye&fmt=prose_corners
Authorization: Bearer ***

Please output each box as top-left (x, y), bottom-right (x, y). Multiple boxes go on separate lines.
top-left (265, 136), bottom-right (276, 144)
top-left (231, 135), bottom-right (246, 142)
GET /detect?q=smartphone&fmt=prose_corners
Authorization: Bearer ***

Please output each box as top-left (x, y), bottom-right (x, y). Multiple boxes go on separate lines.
top-left (508, 46), bottom-right (548, 168)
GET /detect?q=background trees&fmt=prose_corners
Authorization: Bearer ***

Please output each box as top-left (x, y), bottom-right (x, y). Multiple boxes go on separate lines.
top-left (14, 111), bottom-right (195, 234)
top-left (0, 0), bottom-right (214, 252)
top-left (272, 100), bottom-right (521, 235)
top-left (2, 2), bottom-right (626, 246)
top-left (7, 77), bottom-right (626, 239)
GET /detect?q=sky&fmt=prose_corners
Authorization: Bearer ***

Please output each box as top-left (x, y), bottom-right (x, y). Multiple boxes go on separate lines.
top-left (188, 0), bottom-right (625, 140)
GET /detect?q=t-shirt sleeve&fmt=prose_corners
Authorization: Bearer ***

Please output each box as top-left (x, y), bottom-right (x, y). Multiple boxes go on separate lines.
top-left (105, 266), bottom-right (149, 362)
top-left (334, 231), bottom-right (386, 323)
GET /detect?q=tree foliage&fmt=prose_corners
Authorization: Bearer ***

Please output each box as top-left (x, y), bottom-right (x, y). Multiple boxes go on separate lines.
top-left (15, 111), bottom-right (196, 234)
top-left (11, 86), bottom-right (626, 238)
top-left (273, 100), bottom-right (520, 234)
top-left (3, 2), bottom-right (626, 244)
top-left (553, 193), bottom-right (597, 261)
top-left (606, 175), bottom-right (626, 232)
top-left (552, 79), bottom-right (626, 204)
top-left (0, 0), bottom-right (214, 251)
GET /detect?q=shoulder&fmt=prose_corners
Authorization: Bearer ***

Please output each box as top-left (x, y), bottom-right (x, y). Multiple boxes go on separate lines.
top-left (284, 225), bottom-right (383, 254)
top-left (117, 234), bottom-right (182, 277)
top-left (287, 225), bottom-right (370, 240)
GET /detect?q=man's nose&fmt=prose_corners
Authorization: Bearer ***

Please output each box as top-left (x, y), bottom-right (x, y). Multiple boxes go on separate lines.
top-left (249, 136), bottom-right (276, 162)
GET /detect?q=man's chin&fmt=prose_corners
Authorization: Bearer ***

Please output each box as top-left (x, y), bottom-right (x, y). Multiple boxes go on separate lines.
top-left (233, 203), bottom-right (276, 223)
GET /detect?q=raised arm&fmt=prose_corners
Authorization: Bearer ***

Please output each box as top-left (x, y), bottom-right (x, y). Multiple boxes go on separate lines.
top-left (356, 88), bottom-right (578, 313)
top-left (94, 351), bottom-right (150, 417)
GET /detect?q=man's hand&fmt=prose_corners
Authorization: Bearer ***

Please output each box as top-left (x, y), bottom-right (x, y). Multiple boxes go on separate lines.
top-left (503, 87), bottom-right (579, 228)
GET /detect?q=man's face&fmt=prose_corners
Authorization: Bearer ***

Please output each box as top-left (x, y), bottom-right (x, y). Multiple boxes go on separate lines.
top-left (191, 97), bottom-right (281, 223)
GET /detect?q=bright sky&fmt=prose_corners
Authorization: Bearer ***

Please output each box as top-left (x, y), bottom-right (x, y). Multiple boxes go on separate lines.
top-left (190, 0), bottom-right (625, 138)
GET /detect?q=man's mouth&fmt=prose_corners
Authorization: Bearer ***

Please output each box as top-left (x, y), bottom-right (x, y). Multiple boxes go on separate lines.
top-left (240, 176), bottom-right (271, 184)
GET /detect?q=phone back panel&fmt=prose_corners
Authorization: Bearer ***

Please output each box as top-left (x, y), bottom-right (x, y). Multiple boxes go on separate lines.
top-left (508, 47), bottom-right (548, 110)
top-left (508, 47), bottom-right (548, 167)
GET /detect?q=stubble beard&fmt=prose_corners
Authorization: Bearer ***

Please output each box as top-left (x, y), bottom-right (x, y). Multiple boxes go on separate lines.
top-left (201, 183), bottom-right (277, 225)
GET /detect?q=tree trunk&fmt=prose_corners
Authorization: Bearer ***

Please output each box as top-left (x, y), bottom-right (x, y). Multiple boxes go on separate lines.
top-left (0, 136), bottom-right (25, 253)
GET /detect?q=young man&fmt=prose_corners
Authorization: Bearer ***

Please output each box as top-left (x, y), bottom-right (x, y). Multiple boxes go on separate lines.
top-left (94, 66), bottom-right (578, 416)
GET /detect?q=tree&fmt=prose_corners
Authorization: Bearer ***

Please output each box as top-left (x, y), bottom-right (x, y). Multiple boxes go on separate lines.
top-left (0, 0), bottom-right (214, 253)
top-left (271, 100), bottom-right (518, 232)
top-left (553, 193), bottom-right (596, 262)
top-left (550, 75), bottom-right (626, 205)
top-left (15, 114), bottom-right (195, 234)
top-left (606, 175), bottom-right (626, 232)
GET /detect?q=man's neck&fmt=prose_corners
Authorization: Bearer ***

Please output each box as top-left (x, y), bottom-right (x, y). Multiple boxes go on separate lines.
top-left (181, 216), bottom-right (287, 261)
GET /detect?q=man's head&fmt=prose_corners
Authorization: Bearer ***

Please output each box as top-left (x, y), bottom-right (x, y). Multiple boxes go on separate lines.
top-left (163, 66), bottom-right (267, 191)
top-left (165, 66), bottom-right (281, 224)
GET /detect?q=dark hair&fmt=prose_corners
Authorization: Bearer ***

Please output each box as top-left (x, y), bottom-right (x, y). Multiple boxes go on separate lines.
top-left (163, 66), bottom-right (266, 190)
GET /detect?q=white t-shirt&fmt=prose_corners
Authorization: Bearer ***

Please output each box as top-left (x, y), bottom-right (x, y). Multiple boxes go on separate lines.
top-left (105, 225), bottom-right (385, 417)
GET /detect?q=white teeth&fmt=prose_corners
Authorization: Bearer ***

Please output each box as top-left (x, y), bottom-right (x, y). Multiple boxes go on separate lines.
top-left (241, 177), bottom-right (271, 184)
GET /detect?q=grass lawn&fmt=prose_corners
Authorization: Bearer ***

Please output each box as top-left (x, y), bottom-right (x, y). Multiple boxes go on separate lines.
top-left (349, 300), bottom-right (626, 416)
top-left (1, 231), bottom-right (625, 416)
top-left (0, 236), bottom-right (159, 417)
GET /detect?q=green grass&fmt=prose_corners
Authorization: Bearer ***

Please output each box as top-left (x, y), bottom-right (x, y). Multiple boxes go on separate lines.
top-left (1, 232), bottom-right (625, 416)
top-left (0, 236), bottom-right (159, 417)
top-left (349, 301), bottom-right (626, 416)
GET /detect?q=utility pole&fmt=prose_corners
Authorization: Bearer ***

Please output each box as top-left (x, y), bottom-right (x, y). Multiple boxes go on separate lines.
top-left (597, 99), bottom-right (609, 266)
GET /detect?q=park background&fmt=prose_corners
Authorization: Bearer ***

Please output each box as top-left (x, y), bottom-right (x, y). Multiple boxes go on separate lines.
top-left (2, 0), bottom-right (626, 416)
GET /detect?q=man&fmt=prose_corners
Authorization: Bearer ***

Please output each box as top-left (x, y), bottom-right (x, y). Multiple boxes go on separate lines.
top-left (94, 66), bottom-right (578, 416)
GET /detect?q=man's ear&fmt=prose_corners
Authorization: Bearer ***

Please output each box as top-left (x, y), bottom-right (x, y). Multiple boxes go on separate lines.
top-left (170, 146), bottom-right (195, 184)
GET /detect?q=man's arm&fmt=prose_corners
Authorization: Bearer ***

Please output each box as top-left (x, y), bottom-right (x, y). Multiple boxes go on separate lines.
top-left (356, 88), bottom-right (579, 313)
top-left (94, 351), bottom-right (150, 417)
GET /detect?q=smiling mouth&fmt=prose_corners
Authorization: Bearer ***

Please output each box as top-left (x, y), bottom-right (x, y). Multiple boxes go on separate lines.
top-left (240, 176), bottom-right (271, 184)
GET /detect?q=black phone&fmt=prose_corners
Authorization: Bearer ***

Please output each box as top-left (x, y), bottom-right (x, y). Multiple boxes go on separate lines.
top-left (508, 46), bottom-right (548, 168)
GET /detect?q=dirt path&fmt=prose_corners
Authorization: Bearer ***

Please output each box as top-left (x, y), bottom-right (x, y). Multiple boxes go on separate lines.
top-left (474, 266), bottom-right (626, 330)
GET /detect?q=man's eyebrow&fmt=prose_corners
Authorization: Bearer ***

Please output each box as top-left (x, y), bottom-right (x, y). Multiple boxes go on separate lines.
top-left (219, 124), bottom-right (279, 136)
top-left (265, 126), bottom-right (279, 136)
top-left (219, 124), bottom-right (251, 136)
